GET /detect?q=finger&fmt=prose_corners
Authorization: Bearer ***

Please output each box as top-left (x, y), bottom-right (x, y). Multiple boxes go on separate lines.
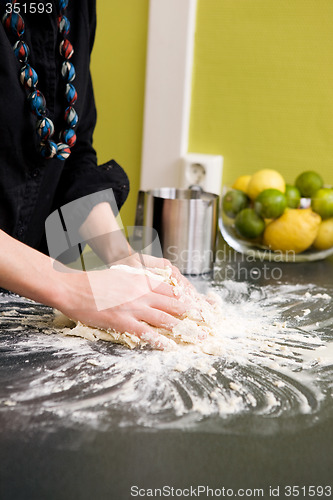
top-left (170, 264), bottom-right (197, 292)
top-left (141, 274), bottom-right (191, 305)
top-left (133, 274), bottom-right (170, 296)
top-left (142, 254), bottom-right (197, 292)
top-left (148, 295), bottom-right (187, 317)
top-left (109, 316), bottom-right (177, 350)
top-left (138, 307), bottom-right (180, 331)
top-left (151, 280), bottom-right (178, 298)
top-left (152, 282), bottom-right (198, 311)
top-left (134, 323), bottom-right (177, 350)
top-left (139, 255), bottom-right (178, 278)
top-left (135, 254), bottom-right (196, 294)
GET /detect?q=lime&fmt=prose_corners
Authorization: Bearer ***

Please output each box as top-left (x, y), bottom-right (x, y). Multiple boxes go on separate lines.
top-left (232, 175), bottom-right (251, 193)
top-left (285, 184), bottom-right (301, 208)
top-left (222, 189), bottom-right (249, 218)
top-left (311, 188), bottom-right (333, 219)
top-left (247, 169), bottom-right (285, 200)
top-left (254, 188), bottom-right (287, 219)
top-left (235, 208), bottom-right (265, 239)
top-left (295, 171), bottom-right (323, 197)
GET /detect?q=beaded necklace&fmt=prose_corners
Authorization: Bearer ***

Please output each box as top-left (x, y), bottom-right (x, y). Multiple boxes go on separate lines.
top-left (2, 0), bottom-right (78, 160)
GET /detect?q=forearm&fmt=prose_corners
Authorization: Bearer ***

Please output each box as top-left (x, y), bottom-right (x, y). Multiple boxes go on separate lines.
top-left (0, 230), bottom-right (191, 349)
top-left (0, 230), bottom-right (66, 308)
top-left (79, 202), bottom-right (132, 265)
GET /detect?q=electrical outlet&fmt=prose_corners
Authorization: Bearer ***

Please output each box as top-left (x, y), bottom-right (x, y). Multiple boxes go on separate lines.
top-left (179, 153), bottom-right (223, 195)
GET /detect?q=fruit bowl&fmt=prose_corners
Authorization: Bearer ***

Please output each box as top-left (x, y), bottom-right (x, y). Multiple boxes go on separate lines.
top-left (219, 186), bottom-right (333, 263)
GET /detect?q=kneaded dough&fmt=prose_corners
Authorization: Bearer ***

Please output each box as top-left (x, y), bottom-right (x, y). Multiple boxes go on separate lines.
top-left (57, 264), bottom-right (225, 352)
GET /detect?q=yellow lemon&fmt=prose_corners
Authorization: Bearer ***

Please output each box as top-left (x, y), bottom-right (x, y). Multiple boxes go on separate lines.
top-left (313, 218), bottom-right (333, 250)
top-left (232, 175), bottom-right (252, 193)
top-left (263, 208), bottom-right (321, 253)
top-left (247, 169), bottom-right (286, 200)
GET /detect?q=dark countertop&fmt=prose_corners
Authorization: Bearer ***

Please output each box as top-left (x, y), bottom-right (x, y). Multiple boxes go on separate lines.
top-left (1, 243), bottom-right (333, 500)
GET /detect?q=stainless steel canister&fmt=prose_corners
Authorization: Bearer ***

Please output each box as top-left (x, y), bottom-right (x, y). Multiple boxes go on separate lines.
top-left (135, 188), bottom-right (219, 274)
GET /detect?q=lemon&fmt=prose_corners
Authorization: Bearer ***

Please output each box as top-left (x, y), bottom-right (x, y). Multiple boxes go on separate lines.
top-left (235, 208), bottom-right (265, 239)
top-left (263, 208), bottom-right (321, 253)
top-left (313, 218), bottom-right (333, 250)
top-left (232, 175), bottom-right (252, 193)
top-left (311, 188), bottom-right (333, 219)
top-left (222, 189), bottom-right (249, 218)
top-left (295, 171), bottom-right (323, 197)
top-left (254, 189), bottom-right (287, 219)
top-left (247, 169), bottom-right (286, 200)
top-left (285, 184), bottom-right (301, 209)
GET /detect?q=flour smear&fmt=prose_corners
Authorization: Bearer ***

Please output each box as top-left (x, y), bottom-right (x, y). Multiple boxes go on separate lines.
top-left (0, 278), bottom-right (332, 436)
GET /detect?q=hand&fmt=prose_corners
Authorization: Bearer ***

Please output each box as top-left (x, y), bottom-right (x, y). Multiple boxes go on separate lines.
top-left (120, 252), bottom-right (196, 294)
top-left (78, 203), bottom-right (196, 293)
top-left (0, 230), bottom-right (200, 350)
top-left (57, 265), bottom-right (189, 350)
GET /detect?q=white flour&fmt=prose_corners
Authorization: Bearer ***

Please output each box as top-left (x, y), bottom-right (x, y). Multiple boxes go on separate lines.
top-left (59, 265), bottom-right (319, 360)
top-left (0, 278), bottom-right (332, 434)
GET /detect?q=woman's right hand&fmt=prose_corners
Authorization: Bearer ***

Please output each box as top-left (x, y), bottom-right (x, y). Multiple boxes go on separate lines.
top-left (57, 266), bottom-right (190, 349)
top-left (0, 230), bottom-right (191, 350)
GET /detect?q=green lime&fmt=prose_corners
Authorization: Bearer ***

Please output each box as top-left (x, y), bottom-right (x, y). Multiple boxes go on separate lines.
top-left (254, 188), bottom-right (287, 219)
top-left (295, 171), bottom-right (323, 197)
top-left (235, 208), bottom-right (265, 239)
top-left (311, 188), bottom-right (333, 219)
top-left (222, 189), bottom-right (249, 218)
top-left (284, 184), bottom-right (301, 208)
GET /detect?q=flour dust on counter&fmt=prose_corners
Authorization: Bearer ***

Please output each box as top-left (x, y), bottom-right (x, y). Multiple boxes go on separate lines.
top-left (0, 276), bottom-right (332, 436)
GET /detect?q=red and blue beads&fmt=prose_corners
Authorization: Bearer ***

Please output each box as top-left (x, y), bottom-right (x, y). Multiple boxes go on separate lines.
top-left (13, 40), bottom-right (29, 63)
top-left (20, 64), bottom-right (38, 89)
top-left (36, 118), bottom-right (55, 141)
top-left (58, 15), bottom-right (70, 37)
top-left (56, 143), bottom-right (71, 160)
top-left (60, 129), bottom-right (76, 148)
top-left (61, 61), bottom-right (75, 82)
top-left (59, 39), bottom-right (74, 59)
top-left (28, 90), bottom-right (46, 117)
top-left (64, 106), bottom-right (78, 128)
top-left (65, 83), bottom-right (77, 105)
top-left (59, 0), bottom-right (69, 12)
top-left (2, 12), bottom-right (25, 37)
top-left (2, 0), bottom-right (78, 161)
top-left (40, 141), bottom-right (58, 159)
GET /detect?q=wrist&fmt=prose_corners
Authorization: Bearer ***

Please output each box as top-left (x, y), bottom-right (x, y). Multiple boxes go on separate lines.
top-left (40, 260), bottom-right (78, 312)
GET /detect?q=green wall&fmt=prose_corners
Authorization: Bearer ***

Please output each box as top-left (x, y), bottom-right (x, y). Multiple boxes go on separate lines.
top-left (91, 0), bottom-right (333, 222)
top-left (189, 0), bottom-right (333, 188)
top-left (91, 0), bottom-right (149, 227)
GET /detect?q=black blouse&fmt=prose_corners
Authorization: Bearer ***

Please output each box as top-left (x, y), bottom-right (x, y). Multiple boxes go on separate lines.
top-left (0, 0), bottom-right (129, 255)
